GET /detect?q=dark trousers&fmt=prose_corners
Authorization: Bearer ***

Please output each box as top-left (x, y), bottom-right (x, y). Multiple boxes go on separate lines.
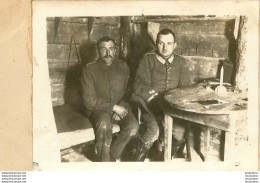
top-left (89, 110), bottom-right (139, 161)
top-left (140, 94), bottom-right (186, 145)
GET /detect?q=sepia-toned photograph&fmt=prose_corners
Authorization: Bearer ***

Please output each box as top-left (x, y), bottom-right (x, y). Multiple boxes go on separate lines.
top-left (47, 15), bottom-right (248, 162)
top-left (33, 1), bottom-right (258, 171)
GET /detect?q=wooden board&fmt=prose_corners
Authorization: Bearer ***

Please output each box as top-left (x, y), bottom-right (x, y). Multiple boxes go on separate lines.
top-left (58, 125), bottom-right (120, 150)
top-left (47, 17), bottom-right (88, 24)
top-left (132, 21), bottom-right (230, 58)
top-left (164, 84), bottom-right (247, 114)
top-left (51, 84), bottom-right (65, 106)
top-left (177, 34), bottom-right (229, 58)
top-left (182, 56), bottom-right (220, 83)
top-left (48, 61), bottom-right (80, 83)
top-left (47, 19), bottom-right (88, 44)
top-left (160, 21), bottom-right (231, 35)
top-left (47, 44), bottom-right (80, 61)
top-left (94, 17), bottom-right (120, 26)
top-left (89, 24), bottom-right (120, 44)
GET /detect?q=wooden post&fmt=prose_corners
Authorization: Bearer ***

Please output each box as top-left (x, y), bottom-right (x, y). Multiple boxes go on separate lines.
top-left (185, 124), bottom-right (192, 161)
top-left (200, 126), bottom-right (211, 161)
top-left (234, 16), bottom-right (248, 91)
top-left (119, 16), bottom-right (134, 62)
top-left (223, 113), bottom-right (237, 162)
top-left (164, 114), bottom-right (173, 161)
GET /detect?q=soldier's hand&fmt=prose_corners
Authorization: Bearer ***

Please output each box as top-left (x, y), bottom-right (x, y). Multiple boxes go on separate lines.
top-left (112, 113), bottom-right (121, 121)
top-left (113, 105), bottom-right (128, 119)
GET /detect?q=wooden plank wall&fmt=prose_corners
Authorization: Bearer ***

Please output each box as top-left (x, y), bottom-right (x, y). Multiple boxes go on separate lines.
top-left (131, 18), bottom-right (236, 72)
top-left (160, 20), bottom-right (235, 58)
top-left (47, 16), bottom-right (237, 161)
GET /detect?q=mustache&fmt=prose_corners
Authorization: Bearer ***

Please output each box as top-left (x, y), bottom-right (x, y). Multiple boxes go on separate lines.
top-left (101, 55), bottom-right (113, 58)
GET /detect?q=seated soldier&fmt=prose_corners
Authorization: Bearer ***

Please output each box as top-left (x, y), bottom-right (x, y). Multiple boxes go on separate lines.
top-left (134, 29), bottom-right (192, 161)
top-left (81, 37), bottom-right (139, 162)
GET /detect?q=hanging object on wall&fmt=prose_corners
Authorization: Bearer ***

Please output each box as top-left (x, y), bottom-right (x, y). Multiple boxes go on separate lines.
top-left (65, 35), bottom-right (82, 111)
top-left (67, 35), bottom-right (80, 67)
top-left (147, 22), bottom-right (160, 45)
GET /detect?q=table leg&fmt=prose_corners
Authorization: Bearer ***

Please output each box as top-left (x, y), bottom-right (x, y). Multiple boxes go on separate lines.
top-left (164, 114), bottom-right (173, 161)
top-left (186, 124), bottom-right (192, 161)
top-left (223, 113), bottom-right (237, 162)
top-left (224, 129), bottom-right (235, 162)
top-left (202, 126), bottom-right (210, 161)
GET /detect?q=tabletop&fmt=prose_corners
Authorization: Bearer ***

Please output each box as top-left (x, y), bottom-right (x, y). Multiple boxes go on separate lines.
top-left (164, 84), bottom-right (247, 115)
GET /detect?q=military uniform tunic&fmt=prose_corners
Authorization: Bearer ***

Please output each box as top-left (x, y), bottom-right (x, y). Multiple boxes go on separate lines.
top-left (134, 52), bottom-right (192, 102)
top-left (81, 59), bottom-right (138, 161)
top-left (82, 59), bottom-right (130, 115)
top-left (134, 52), bottom-right (192, 144)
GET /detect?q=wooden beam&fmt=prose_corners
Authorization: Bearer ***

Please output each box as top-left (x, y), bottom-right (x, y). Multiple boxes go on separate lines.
top-left (120, 16), bottom-right (134, 61)
top-left (132, 16), bottom-right (236, 23)
top-left (233, 17), bottom-right (240, 40)
top-left (164, 114), bottom-right (173, 161)
top-left (234, 16), bottom-right (248, 91)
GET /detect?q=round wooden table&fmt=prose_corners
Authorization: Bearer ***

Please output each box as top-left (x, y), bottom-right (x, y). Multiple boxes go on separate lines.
top-left (162, 84), bottom-right (247, 161)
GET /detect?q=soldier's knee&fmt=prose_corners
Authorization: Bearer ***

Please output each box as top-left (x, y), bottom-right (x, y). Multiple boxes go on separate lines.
top-left (100, 121), bottom-right (112, 131)
top-left (125, 121), bottom-right (139, 137)
top-left (131, 121), bottom-right (139, 135)
top-left (96, 114), bottom-right (112, 133)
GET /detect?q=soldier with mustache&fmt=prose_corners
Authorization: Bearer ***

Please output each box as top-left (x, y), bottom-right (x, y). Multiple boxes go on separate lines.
top-left (81, 37), bottom-right (139, 162)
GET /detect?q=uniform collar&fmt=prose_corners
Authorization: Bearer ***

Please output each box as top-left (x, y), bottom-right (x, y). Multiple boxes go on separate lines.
top-left (97, 58), bottom-right (116, 70)
top-left (155, 53), bottom-right (174, 64)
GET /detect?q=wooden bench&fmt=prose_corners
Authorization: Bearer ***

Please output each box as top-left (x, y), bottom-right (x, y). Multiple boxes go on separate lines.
top-left (53, 104), bottom-right (120, 150)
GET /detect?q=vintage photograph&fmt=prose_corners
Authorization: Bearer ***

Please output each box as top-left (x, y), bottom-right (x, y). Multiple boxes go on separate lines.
top-left (46, 15), bottom-right (249, 163)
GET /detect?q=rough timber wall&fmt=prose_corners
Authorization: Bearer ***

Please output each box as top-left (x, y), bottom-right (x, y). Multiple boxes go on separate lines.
top-left (131, 17), bottom-right (236, 71)
top-left (47, 16), bottom-right (239, 161)
top-left (160, 20), bottom-right (235, 59)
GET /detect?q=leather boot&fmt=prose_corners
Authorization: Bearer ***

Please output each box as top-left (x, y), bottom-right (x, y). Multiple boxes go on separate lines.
top-left (171, 138), bottom-right (185, 158)
top-left (151, 140), bottom-right (164, 161)
top-left (136, 138), bottom-right (152, 161)
top-left (109, 152), bottom-right (116, 162)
